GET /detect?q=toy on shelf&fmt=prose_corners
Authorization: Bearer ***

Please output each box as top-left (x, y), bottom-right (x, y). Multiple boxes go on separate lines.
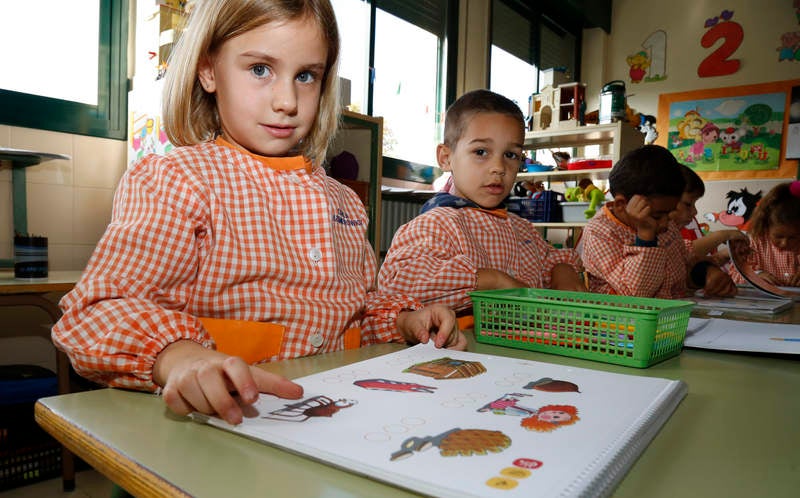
top-left (637, 114), bottom-right (659, 145)
top-left (551, 150), bottom-right (571, 170)
top-left (564, 178), bottom-right (605, 219)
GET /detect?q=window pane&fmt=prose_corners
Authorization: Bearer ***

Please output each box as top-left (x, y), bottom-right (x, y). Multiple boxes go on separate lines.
top-left (373, 9), bottom-right (439, 166)
top-left (490, 46), bottom-right (537, 118)
top-left (540, 22), bottom-right (576, 82)
top-left (331, 0), bottom-right (370, 113)
top-left (0, 0), bottom-right (99, 105)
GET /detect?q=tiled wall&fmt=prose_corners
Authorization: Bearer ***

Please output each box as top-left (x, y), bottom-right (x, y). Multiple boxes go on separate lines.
top-left (0, 124), bottom-right (127, 271)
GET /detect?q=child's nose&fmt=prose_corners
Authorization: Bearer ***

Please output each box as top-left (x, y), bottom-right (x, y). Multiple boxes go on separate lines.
top-left (271, 79), bottom-right (298, 114)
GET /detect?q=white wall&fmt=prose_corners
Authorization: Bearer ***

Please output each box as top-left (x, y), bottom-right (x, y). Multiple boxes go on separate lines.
top-left (581, 0), bottom-right (799, 227)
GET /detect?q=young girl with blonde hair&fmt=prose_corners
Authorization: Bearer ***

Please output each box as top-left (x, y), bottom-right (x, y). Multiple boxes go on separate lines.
top-left (53, 0), bottom-right (464, 426)
top-left (730, 181), bottom-right (800, 287)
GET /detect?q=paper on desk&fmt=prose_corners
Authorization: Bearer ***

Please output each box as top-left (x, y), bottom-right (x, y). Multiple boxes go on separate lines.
top-left (684, 317), bottom-right (800, 354)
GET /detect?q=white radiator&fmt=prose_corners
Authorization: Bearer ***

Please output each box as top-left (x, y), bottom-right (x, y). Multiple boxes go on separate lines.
top-left (380, 197), bottom-right (426, 254)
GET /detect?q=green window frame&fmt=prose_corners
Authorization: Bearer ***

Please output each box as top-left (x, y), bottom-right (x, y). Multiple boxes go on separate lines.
top-left (0, 0), bottom-right (129, 140)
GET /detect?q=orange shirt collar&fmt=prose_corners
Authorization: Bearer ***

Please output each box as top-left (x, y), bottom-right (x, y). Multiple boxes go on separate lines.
top-left (214, 136), bottom-right (313, 174)
top-left (469, 207), bottom-right (508, 218)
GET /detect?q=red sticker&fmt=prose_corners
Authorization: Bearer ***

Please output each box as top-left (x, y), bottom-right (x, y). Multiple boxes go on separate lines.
top-left (513, 458), bottom-right (543, 470)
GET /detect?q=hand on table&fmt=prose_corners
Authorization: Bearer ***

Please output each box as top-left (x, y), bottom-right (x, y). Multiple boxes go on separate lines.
top-left (397, 305), bottom-right (467, 351)
top-left (154, 340), bottom-right (303, 425)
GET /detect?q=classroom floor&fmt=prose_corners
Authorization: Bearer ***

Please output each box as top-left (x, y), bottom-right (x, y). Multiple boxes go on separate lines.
top-left (0, 470), bottom-right (113, 498)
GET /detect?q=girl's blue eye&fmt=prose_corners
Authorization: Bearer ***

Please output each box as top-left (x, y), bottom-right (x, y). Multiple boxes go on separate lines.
top-left (297, 71), bottom-right (315, 83)
top-left (251, 64), bottom-right (270, 78)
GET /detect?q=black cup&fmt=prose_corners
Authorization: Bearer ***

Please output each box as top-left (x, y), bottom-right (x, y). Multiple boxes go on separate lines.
top-left (14, 235), bottom-right (48, 279)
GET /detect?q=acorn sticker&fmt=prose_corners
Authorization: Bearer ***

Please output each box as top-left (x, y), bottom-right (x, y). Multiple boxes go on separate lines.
top-left (523, 377), bottom-right (580, 393)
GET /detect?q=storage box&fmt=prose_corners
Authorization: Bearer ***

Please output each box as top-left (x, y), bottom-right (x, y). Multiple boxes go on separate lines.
top-left (470, 288), bottom-right (694, 368)
top-left (566, 158), bottom-right (612, 170)
top-left (0, 401), bottom-right (61, 491)
top-left (540, 67), bottom-right (569, 88)
top-left (560, 201), bottom-right (590, 222)
top-left (506, 191), bottom-right (564, 222)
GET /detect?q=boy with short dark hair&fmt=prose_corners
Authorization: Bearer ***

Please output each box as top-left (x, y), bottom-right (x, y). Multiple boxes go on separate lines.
top-left (672, 163), bottom-right (745, 262)
top-left (581, 145), bottom-right (737, 298)
top-left (378, 89), bottom-right (585, 315)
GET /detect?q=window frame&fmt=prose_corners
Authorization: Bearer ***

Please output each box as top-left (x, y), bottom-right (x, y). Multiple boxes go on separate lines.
top-left (0, 0), bottom-right (129, 140)
top-left (368, 0), bottom-right (457, 172)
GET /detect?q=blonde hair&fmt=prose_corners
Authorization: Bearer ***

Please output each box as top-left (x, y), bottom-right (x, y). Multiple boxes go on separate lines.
top-left (163, 0), bottom-right (340, 163)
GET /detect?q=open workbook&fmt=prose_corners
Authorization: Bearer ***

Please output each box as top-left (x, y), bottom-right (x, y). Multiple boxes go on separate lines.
top-left (192, 344), bottom-right (687, 498)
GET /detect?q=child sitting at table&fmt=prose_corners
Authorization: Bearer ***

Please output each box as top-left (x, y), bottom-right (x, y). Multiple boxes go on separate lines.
top-left (728, 181), bottom-right (800, 287)
top-left (580, 145), bottom-right (737, 298)
top-left (378, 89), bottom-right (585, 316)
top-left (671, 163), bottom-right (746, 264)
top-left (51, 0), bottom-right (465, 426)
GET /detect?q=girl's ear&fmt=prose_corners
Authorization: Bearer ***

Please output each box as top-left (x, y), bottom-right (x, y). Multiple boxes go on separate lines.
top-left (436, 144), bottom-right (452, 171)
top-left (197, 58), bottom-right (216, 93)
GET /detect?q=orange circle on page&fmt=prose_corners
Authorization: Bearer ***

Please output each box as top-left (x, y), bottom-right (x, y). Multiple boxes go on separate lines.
top-left (500, 467), bottom-right (531, 479)
top-left (486, 477), bottom-right (518, 490)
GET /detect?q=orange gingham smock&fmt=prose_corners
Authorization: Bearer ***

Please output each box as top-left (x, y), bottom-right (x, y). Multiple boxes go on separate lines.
top-left (729, 234), bottom-right (800, 286)
top-left (52, 140), bottom-right (418, 392)
top-left (582, 205), bottom-right (691, 298)
top-left (378, 207), bottom-right (582, 312)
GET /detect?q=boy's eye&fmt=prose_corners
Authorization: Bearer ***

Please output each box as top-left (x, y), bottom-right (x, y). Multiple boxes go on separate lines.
top-left (504, 151), bottom-right (521, 161)
top-left (473, 148), bottom-right (488, 157)
top-left (251, 64), bottom-right (271, 78)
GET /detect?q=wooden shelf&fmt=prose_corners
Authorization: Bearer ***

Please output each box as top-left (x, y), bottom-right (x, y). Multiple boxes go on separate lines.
top-left (524, 121), bottom-right (642, 162)
top-left (329, 111), bottom-right (383, 255)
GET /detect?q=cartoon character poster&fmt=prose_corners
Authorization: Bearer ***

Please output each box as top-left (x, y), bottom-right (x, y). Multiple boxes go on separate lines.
top-left (666, 92), bottom-right (785, 172)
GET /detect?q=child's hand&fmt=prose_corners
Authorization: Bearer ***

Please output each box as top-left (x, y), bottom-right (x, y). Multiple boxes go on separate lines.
top-left (476, 269), bottom-right (527, 290)
top-left (728, 238), bottom-right (752, 260)
top-left (397, 305), bottom-right (467, 350)
top-left (154, 340), bottom-right (303, 425)
top-left (703, 266), bottom-right (738, 297)
top-left (787, 272), bottom-right (800, 287)
top-left (626, 195), bottom-right (658, 241)
top-left (758, 271), bottom-right (780, 285)
top-left (550, 263), bottom-right (587, 291)
top-left (722, 229), bottom-right (747, 242)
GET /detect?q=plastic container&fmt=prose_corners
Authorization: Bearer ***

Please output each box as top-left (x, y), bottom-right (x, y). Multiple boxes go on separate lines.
top-left (560, 202), bottom-right (590, 222)
top-left (599, 80), bottom-right (626, 124)
top-left (566, 158), bottom-right (612, 170)
top-left (470, 288), bottom-right (694, 368)
top-left (506, 191), bottom-right (564, 222)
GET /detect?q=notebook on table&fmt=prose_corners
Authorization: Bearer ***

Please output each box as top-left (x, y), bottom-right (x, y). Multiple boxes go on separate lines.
top-left (192, 344), bottom-right (687, 498)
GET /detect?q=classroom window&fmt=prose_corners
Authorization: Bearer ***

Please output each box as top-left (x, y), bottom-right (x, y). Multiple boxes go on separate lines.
top-left (490, 0), bottom-right (579, 117)
top-left (0, 0), bottom-right (129, 140)
top-left (332, 0), bottom-right (454, 174)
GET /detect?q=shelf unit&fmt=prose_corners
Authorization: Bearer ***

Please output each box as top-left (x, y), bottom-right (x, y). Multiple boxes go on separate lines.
top-left (522, 120), bottom-right (642, 163)
top-left (515, 122), bottom-right (643, 243)
top-left (328, 110), bottom-right (384, 255)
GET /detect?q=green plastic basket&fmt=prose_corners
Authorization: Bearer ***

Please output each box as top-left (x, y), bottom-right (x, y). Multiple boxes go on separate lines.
top-left (470, 288), bottom-right (694, 368)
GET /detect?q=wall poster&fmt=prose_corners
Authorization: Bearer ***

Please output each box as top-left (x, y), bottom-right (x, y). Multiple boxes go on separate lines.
top-left (656, 80), bottom-right (800, 180)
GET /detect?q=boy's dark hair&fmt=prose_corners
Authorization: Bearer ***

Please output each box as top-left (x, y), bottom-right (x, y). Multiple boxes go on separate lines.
top-left (608, 145), bottom-right (686, 199)
top-left (747, 182), bottom-right (800, 238)
top-left (679, 163), bottom-right (705, 197)
top-left (443, 89), bottom-right (525, 148)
